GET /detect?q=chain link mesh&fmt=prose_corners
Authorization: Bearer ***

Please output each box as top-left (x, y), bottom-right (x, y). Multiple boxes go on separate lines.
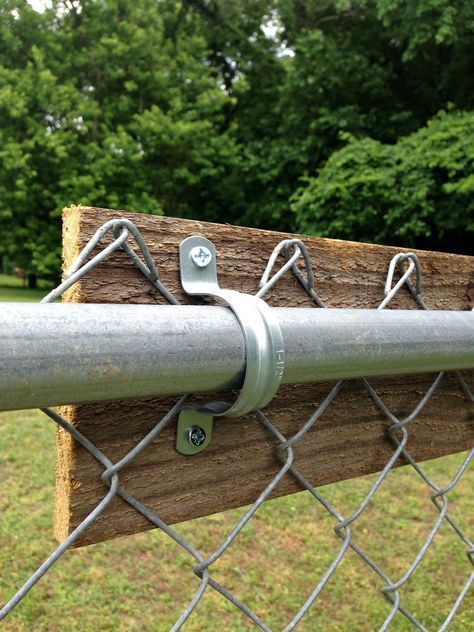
top-left (1, 219), bottom-right (472, 630)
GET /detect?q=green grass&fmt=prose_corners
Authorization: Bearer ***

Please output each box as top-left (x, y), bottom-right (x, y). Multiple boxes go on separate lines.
top-left (0, 286), bottom-right (49, 302)
top-left (0, 409), bottom-right (472, 631)
top-left (0, 274), bottom-right (53, 302)
top-left (0, 274), bottom-right (53, 289)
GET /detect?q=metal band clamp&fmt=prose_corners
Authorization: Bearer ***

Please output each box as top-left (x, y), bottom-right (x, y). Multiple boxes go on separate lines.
top-left (176, 236), bottom-right (285, 454)
top-left (180, 236), bottom-right (285, 417)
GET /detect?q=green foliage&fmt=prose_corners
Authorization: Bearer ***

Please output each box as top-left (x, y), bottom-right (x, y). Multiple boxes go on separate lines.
top-left (0, 0), bottom-right (473, 278)
top-left (291, 110), bottom-right (474, 252)
top-left (0, 0), bottom-right (239, 279)
top-left (375, 0), bottom-right (474, 59)
top-left (232, 0), bottom-right (474, 231)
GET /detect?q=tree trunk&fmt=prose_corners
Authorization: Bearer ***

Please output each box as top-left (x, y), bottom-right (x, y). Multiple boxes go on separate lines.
top-left (27, 273), bottom-right (37, 289)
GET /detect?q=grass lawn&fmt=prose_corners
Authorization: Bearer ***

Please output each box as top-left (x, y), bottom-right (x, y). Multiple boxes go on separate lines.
top-left (0, 274), bottom-right (53, 303)
top-left (0, 408), bottom-right (472, 631)
top-left (0, 275), bottom-right (472, 629)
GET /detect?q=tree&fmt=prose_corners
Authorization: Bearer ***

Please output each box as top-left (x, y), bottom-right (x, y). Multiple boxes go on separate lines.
top-left (0, 0), bottom-right (240, 281)
top-left (227, 0), bottom-right (474, 231)
top-left (1, 0), bottom-right (473, 283)
top-left (291, 110), bottom-right (474, 254)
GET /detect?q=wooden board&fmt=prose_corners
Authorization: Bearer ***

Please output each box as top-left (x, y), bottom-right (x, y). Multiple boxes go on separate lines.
top-left (55, 206), bottom-right (474, 547)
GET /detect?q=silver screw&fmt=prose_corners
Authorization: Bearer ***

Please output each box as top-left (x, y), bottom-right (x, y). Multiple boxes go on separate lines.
top-left (186, 425), bottom-right (207, 448)
top-left (190, 245), bottom-right (212, 268)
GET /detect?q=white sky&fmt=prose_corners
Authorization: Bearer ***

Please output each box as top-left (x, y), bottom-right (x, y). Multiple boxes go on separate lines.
top-left (28, 0), bottom-right (50, 11)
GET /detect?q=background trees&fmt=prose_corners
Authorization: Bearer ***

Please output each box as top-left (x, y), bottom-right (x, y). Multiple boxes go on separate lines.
top-left (292, 110), bottom-right (474, 251)
top-left (0, 0), bottom-right (472, 282)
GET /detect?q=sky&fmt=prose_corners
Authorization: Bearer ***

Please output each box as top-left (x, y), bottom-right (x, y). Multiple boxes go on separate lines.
top-left (28, 0), bottom-right (50, 11)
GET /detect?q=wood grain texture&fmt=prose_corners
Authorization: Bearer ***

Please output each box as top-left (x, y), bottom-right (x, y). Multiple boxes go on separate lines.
top-left (56, 206), bottom-right (473, 547)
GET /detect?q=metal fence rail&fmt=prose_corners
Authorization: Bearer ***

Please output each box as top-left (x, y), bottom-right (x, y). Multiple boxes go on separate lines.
top-left (0, 218), bottom-right (472, 630)
top-left (2, 303), bottom-right (473, 411)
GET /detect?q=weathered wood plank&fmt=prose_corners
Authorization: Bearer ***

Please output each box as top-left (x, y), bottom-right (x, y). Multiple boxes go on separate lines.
top-left (55, 206), bottom-right (473, 547)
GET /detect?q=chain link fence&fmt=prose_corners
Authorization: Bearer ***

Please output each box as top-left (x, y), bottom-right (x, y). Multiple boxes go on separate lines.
top-left (0, 218), bottom-right (472, 630)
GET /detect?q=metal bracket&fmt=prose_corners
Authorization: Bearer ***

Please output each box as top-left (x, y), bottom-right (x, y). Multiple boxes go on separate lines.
top-left (175, 409), bottom-right (213, 456)
top-left (175, 235), bottom-right (285, 455)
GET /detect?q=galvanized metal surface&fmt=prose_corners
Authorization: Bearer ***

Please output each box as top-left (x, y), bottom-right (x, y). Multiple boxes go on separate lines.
top-left (0, 303), bottom-right (472, 411)
top-left (175, 409), bottom-right (214, 455)
top-left (179, 235), bottom-right (285, 417)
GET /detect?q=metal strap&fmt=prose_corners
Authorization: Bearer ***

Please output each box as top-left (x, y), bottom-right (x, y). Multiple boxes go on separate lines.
top-left (179, 236), bottom-right (285, 417)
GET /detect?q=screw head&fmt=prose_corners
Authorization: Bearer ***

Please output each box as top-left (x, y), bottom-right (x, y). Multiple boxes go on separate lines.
top-left (186, 425), bottom-right (207, 448)
top-left (190, 245), bottom-right (212, 268)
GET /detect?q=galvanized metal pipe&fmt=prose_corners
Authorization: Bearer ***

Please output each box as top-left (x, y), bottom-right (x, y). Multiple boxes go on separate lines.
top-left (0, 303), bottom-right (473, 411)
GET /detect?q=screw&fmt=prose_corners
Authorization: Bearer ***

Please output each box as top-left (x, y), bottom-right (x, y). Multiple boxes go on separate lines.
top-left (186, 425), bottom-right (206, 448)
top-left (190, 245), bottom-right (212, 268)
